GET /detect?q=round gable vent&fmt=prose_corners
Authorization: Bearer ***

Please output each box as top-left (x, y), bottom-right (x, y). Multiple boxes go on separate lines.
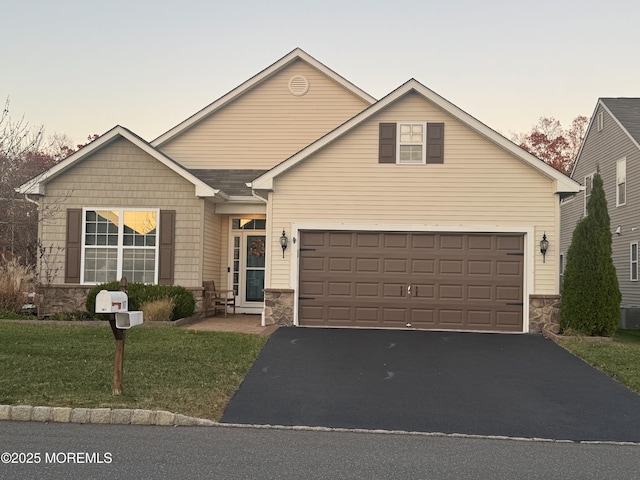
top-left (288, 75), bottom-right (309, 96)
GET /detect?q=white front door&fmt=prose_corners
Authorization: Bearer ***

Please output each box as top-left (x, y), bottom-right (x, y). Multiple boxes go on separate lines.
top-left (229, 218), bottom-right (266, 309)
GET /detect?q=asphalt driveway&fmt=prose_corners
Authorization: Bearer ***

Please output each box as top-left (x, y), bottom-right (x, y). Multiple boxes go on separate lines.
top-left (221, 328), bottom-right (640, 442)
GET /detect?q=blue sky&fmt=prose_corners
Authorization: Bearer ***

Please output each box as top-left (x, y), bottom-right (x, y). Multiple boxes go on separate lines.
top-left (2, 0), bottom-right (638, 146)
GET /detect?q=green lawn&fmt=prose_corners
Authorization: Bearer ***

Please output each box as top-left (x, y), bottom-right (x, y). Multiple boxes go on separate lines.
top-left (0, 322), bottom-right (267, 421)
top-left (557, 330), bottom-right (640, 394)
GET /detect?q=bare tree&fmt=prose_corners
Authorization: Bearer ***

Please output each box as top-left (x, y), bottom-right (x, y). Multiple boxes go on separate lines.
top-left (0, 98), bottom-right (72, 265)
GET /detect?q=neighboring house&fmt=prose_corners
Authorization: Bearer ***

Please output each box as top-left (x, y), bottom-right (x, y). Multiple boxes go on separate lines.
top-left (19, 48), bottom-right (580, 333)
top-left (560, 98), bottom-right (640, 329)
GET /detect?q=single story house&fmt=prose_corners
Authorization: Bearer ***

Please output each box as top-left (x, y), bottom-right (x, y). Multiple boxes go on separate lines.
top-left (19, 48), bottom-right (581, 333)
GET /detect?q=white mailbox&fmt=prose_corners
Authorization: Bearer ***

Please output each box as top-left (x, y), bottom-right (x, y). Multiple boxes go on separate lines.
top-left (96, 290), bottom-right (129, 313)
top-left (115, 311), bottom-right (144, 329)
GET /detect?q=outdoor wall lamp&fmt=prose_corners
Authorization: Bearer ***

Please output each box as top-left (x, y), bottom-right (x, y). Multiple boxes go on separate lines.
top-left (540, 232), bottom-right (549, 263)
top-left (280, 230), bottom-right (289, 258)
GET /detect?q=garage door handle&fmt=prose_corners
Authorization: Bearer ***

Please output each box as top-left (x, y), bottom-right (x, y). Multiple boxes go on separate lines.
top-left (506, 302), bottom-right (523, 306)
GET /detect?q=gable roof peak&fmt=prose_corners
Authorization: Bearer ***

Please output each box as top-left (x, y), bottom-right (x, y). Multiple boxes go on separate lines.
top-left (599, 97), bottom-right (640, 148)
top-left (16, 125), bottom-right (221, 198)
top-left (251, 78), bottom-right (580, 195)
top-left (151, 48), bottom-right (376, 147)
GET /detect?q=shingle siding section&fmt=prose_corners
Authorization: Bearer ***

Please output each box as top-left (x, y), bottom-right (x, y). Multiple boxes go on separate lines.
top-left (41, 138), bottom-right (204, 288)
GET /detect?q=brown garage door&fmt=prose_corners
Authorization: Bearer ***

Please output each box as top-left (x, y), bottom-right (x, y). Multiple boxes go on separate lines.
top-left (298, 231), bottom-right (524, 332)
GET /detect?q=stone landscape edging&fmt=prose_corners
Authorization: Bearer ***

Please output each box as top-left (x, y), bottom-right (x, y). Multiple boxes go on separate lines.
top-left (0, 404), bottom-right (215, 427)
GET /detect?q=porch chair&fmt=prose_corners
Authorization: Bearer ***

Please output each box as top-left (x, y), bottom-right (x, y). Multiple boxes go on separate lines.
top-left (202, 281), bottom-right (236, 317)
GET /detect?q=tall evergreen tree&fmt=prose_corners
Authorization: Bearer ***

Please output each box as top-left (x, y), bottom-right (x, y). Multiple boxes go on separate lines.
top-left (561, 171), bottom-right (620, 336)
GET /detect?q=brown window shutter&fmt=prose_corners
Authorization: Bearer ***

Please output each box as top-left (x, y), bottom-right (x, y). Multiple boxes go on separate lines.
top-left (379, 123), bottom-right (397, 163)
top-left (65, 208), bottom-right (82, 283)
top-left (427, 123), bottom-right (444, 164)
top-left (158, 210), bottom-right (176, 285)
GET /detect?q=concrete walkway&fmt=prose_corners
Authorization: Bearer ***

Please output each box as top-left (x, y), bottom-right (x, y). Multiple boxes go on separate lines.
top-left (184, 314), bottom-right (278, 336)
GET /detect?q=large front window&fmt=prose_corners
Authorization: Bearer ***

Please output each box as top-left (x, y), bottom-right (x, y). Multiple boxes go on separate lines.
top-left (82, 209), bottom-right (158, 284)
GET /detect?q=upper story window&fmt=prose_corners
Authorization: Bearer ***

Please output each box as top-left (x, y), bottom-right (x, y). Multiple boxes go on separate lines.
top-left (82, 209), bottom-right (159, 284)
top-left (617, 157), bottom-right (626, 206)
top-left (597, 111), bottom-right (604, 132)
top-left (379, 122), bottom-right (444, 165)
top-left (398, 123), bottom-right (424, 164)
top-left (584, 173), bottom-right (594, 215)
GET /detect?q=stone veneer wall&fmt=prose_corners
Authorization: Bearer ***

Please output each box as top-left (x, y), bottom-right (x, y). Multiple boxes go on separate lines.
top-left (36, 285), bottom-right (205, 318)
top-left (263, 288), bottom-right (295, 326)
top-left (529, 294), bottom-right (561, 334)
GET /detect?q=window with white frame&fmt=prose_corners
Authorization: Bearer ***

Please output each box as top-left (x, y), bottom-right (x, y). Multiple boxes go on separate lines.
top-left (82, 209), bottom-right (159, 284)
top-left (617, 157), bottom-right (626, 206)
top-left (398, 123), bottom-right (425, 164)
top-left (597, 111), bottom-right (604, 132)
top-left (584, 173), bottom-right (594, 215)
top-left (631, 242), bottom-right (638, 281)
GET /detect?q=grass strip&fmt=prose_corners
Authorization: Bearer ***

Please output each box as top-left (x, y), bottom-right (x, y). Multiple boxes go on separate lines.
top-left (0, 322), bottom-right (267, 421)
top-left (557, 330), bottom-right (640, 394)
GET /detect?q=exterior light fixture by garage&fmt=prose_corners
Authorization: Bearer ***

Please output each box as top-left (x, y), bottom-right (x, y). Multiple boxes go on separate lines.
top-left (540, 232), bottom-right (549, 263)
top-left (280, 230), bottom-right (289, 258)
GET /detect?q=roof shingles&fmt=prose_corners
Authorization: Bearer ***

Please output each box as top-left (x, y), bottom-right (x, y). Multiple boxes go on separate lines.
top-left (188, 169), bottom-right (268, 197)
top-left (601, 98), bottom-right (640, 146)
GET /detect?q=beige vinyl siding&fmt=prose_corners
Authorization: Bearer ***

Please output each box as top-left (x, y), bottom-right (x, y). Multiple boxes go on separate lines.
top-left (267, 92), bottom-right (558, 293)
top-left (563, 104), bottom-right (640, 305)
top-left (159, 59), bottom-right (370, 170)
top-left (202, 200), bottom-right (221, 284)
top-left (40, 138), bottom-right (204, 288)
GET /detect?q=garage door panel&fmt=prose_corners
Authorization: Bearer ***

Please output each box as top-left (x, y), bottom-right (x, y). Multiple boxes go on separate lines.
top-left (298, 231), bottom-right (524, 332)
top-left (467, 310), bottom-right (492, 326)
top-left (382, 308), bottom-right (408, 323)
top-left (356, 258), bottom-right (380, 272)
top-left (468, 285), bottom-right (492, 300)
top-left (468, 235), bottom-right (493, 250)
top-left (439, 235), bottom-right (464, 249)
top-left (300, 281), bottom-right (324, 296)
top-left (496, 260), bottom-right (522, 276)
top-left (301, 257), bottom-right (324, 271)
top-left (329, 232), bottom-right (353, 247)
top-left (355, 307), bottom-right (379, 322)
top-left (328, 282), bottom-right (351, 296)
top-left (468, 260), bottom-right (492, 275)
top-left (413, 284), bottom-right (435, 299)
top-left (411, 234), bottom-right (436, 249)
top-left (384, 284), bottom-right (406, 297)
top-left (384, 234), bottom-right (409, 248)
top-left (355, 283), bottom-right (379, 297)
top-left (496, 311), bottom-right (523, 330)
top-left (329, 257), bottom-right (352, 272)
top-left (496, 286), bottom-right (522, 301)
top-left (497, 235), bottom-right (524, 251)
top-left (412, 259), bottom-right (435, 274)
top-left (356, 233), bottom-right (381, 248)
top-left (439, 309), bottom-right (464, 326)
top-left (439, 285), bottom-right (464, 299)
